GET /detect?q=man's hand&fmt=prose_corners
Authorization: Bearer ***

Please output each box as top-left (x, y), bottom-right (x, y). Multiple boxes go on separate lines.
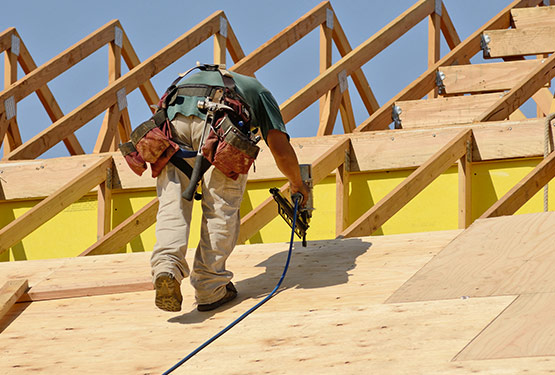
top-left (290, 181), bottom-right (310, 208)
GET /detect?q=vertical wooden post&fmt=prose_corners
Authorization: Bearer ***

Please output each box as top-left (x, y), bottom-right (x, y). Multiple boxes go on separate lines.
top-left (94, 28), bottom-right (122, 236)
top-left (458, 139), bottom-right (472, 229)
top-left (537, 54), bottom-right (549, 117)
top-left (428, 0), bottom-right (441, 99)
top-left (319, 12), bottom-right (333, 125)
top-left (3, 34), bottom-right (22, 157)
top-left (339, 90), bottom-right (356, 133)
top-left (336, 150), bottom-right (350, 236)
top-left (317, 85), bottom-right (342, 136)
top-left (94, 27), bottom-right (124, 153)
top-left (214, 17), bottom-right (227, 65)
top-left (97, 166), bottom-right (112, 239)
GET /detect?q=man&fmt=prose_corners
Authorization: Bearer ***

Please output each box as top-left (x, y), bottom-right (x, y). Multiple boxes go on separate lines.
top-left (152, 66), bottom-right (309, 312)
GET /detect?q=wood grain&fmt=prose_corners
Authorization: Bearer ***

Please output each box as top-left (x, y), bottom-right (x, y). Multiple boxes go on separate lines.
top-left (456, 293), bottom-right (555, 360)
top-left (388, 212), bottom-right (555, 303)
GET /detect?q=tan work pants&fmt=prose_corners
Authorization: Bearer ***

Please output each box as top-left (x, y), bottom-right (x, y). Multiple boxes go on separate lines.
top-left (150, 114), bottom-right (248, 305)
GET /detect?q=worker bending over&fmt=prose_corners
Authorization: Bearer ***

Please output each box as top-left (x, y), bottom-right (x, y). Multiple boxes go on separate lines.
top-left (149, 66), bottom-right (309, 312)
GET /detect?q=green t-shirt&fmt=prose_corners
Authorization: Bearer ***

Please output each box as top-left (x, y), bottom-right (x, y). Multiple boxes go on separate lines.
top-left (166, 70), bottom-right (287, 142)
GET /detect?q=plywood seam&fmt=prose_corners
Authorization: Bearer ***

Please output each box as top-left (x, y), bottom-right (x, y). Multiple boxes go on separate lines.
top-left (16, 258), bottom-right (71, 295)
top-left (451, 294), bottom-right (520, 362)
top-left (384, 230), bottom-right (469, 305)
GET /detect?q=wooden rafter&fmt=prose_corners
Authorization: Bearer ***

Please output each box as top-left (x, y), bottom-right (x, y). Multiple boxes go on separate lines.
top-left (330, 8), bottom-right (379, 115)
top-left (224, 19), bottom-right (247, 64)
top-left (231, 1), bottom-right (331, 77)
top-left (480, 149), bottom-right (555, 219)
top-left (355, 0), bottom-right (544, 132)
top-left (477, 52), bottom-right (555, 122)
top-left (0, 20), bottom-right (118, 114)
top-left (319, 12), bottom-right (333, 129)
top-left (339, 129), bottom-right (473, 238)
top-left (0, 155), bottom-right (113, 255)
top-left (4, 12), bottom-right (228, 160)
top-left (80, 198), bottom-right (159, 256)
top-left (1, 0), bottom-right (553, 258)
top-left (0, 21), bottom-right (124, 157)
top-left (439, 2), bottom-right (466, 59)
top-left (16, 33), bottom-right (84, 155)
top-left (280, 0), bottom-right (436, 125)
top-left (231, 1), bottom-right (378, 135)
top-left (120, 28), bottom-right (159, 109)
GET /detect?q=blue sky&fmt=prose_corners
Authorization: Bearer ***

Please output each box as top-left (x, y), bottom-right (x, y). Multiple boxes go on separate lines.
top-left (0, 0), bottom-right (538, 158)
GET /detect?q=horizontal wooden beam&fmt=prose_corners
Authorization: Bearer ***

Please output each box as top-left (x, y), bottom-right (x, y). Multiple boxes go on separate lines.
top-left (2, 118), bottom-right (554, 201)
top-left (231, 1), bottom-right (330, 76)
top-left (238, 137), bottom-right (351, 244)
top-left (279, 0), bottom-right (435, 124)
top-left (440, 60), bottom-right (542, 94)
top-left (512, 5), bottom-right (555, 28)
top-left (396, 93), bottom-right (502, 129)
top-left (19, 281), bottom-right (152, 302)
top-left (355, 0), bottom-right (543, 132)
top-left (480, 148), bottom-right (555, 219)
top-left (484, 27), bottom-right (555, 58)
top-left (0, 155), bottom-right (112, 255)
top-left (339, 129), bottom-right (473, 238)
top-left (5, 12), bottom-right (223, 160)
top-left (477, 51), bottom-right (555, 122)
top-left (80, 197), bottom-right (158, 256)
top-left (0, 279), bottom-right (28, 321)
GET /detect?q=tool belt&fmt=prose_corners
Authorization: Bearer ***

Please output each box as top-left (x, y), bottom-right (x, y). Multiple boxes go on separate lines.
top-left (119, 111), bottom-right (179, 178)
top-left (119, 63), bottom-right (260, 183)
top-left (202, 114), bottom-right (259, 180)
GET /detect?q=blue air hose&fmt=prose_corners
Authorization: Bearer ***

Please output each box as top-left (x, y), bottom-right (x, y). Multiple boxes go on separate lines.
top-left (162, 197), bottom-right (301, 374)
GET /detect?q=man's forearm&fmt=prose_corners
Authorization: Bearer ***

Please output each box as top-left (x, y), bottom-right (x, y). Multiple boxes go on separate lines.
top-left (273, 146), bottom-right (303, 188)
top-left (266, 130), bottom-right (302, 186)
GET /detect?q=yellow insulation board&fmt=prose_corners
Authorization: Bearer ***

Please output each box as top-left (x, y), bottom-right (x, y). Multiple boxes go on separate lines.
top-left (1, 158), bottom-right (553, 261)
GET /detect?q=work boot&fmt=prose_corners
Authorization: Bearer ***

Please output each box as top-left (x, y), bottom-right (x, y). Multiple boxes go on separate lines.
top-left (197, 282), bottom-right (237, 312)
top-left (154, 272), bottom-right (182, 312)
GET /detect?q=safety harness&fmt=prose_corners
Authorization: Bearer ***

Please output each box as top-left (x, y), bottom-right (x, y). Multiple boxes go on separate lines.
top-left (119, 64), bottom-right (261, 200)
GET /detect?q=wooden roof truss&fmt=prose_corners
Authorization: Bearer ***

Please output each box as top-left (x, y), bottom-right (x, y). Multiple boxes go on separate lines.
top-left (1, 0), bottom-right (555, 256)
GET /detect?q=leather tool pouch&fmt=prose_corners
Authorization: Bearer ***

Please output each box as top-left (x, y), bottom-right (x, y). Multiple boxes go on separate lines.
top-left (201, 115), bottom-right (259, 180)
top-left (120, 112), bottom-right (179, 178)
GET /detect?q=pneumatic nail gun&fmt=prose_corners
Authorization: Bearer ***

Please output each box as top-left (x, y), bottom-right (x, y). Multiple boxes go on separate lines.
top-left (270, 164), bottom-right (313, 247)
